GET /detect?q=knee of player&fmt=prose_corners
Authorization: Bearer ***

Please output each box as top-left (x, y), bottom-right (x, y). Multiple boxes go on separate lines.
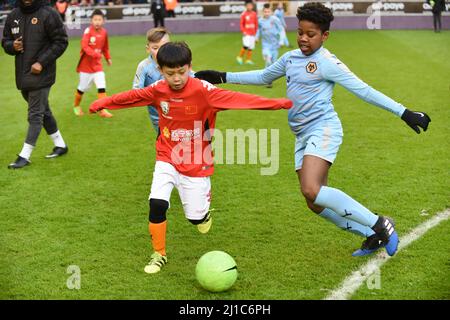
top-left (303, 198), bottom-right (324, 215)
top-left (300, 184), bottom-right (321, 203)
top-left (305, 199), bottom-right (318, 212)
top-left (149, 198), bottom-right (169, 223)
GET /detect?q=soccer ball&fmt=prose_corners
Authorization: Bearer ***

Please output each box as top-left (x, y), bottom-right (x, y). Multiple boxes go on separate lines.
top-left (195, 251), bottom-right (238, 292)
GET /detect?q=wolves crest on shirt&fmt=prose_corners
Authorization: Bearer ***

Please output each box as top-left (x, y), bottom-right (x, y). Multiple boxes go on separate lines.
top-left (306, 61), bottom-right (317, 74)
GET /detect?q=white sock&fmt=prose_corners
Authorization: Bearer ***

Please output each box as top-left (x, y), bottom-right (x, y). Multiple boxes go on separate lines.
top-left (19, 143), bottom-right (34, 160)
top-left (49, 130), bottom-right (66, 148)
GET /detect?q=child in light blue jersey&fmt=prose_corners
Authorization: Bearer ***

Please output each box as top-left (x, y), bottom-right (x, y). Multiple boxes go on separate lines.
top-left (274, 2), bottom-right (291, 47)
top-left (195, 2), bottom-right (431, 257)
top-left (133, 27), bottom-right (170, 131)
top-left (133, 27), bottom-right (196, 131)
top-left (256, 3), bottom-right (284, 83)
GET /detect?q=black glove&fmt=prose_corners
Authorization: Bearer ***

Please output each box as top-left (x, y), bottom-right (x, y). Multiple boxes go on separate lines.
top-left (194, 70), bottom-right (227, 84)
top-left (401, 109), bottom-right (431, 134)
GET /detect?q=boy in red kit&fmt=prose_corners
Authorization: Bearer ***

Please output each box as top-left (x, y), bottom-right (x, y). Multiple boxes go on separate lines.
top-left (73, 9), bottom-right (113, 118)
top-left (237, 0), bottom-right (258, 65)
top-left (90, 42), bottom-right (292, 274)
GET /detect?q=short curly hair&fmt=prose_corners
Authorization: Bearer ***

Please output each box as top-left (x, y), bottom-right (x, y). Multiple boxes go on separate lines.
top-left (296, 2), bottom-right (334, 33)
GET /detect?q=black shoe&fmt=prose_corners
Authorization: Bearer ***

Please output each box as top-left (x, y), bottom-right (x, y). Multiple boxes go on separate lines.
top-left (371, 216), bottom-right (395, 243)
top-left (371, 216), bottom-right (399, 256)
top-left (8, 155), bottom-right (30, 169)
top-left (45, 146), bottom-right (68, 159)
top-left (352, 233), bottom-right (385, 257)
top-left (266, 83), bottom-right (273, 88)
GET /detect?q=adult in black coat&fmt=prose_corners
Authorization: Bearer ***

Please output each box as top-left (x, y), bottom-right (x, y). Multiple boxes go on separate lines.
top-left (151, 0), bottom-right (166, 28)
top-left (429, 0), bottom-right (446, 32)
top-left (2, 0), bottom-right (69, 169)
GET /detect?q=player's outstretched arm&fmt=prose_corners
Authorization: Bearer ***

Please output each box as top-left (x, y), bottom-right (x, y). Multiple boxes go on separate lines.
top-left (195, 52), bottom-right (289, 86)
top-left (321, 57), bottom-right (431, 134)
top-left (401, 109), bottom-right (431, 134)
top-left (194, 68), bottom-right (275, 86)
top-left (202, 81), bottom-right (292, 111)
top-left (194, 70), bottom-right (226, 84)
top-left (89, 86), bottom-right (155, 113)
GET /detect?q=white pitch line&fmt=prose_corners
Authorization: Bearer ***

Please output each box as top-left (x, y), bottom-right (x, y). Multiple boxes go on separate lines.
top-left (324, 209), bottom-right (450, 300)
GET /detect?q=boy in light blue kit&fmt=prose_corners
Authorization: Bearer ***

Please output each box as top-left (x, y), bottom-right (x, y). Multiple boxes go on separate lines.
top-left (195, 2), bottom-right (431, 257)
top-left (274, 2), bottom-right (291, 47)
top-left (133, 27), bottom-right (195, 131)
top-left (132, 27), bottom-right (170, 131)
top-left (256, 3), bottom-right (283, 88)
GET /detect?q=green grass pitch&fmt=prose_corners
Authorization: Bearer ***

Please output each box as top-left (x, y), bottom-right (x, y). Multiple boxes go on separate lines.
top-left (0, 30), bottom-right (449, 299)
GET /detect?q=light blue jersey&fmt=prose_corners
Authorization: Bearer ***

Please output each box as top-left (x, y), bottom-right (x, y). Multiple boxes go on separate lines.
top-left (133, 56), bottom-right (164, 89)
top-left (274, 7), bottom-right (290, 47)
top-left (256, 15), bottom-right (283, 67)
top-left (256, 15), bottom-right (283, 50)
top-left (274, 8), bottom-right (287, 29)
top-left (227, 46), bottom-right (405, 244)
top-left (133, 55), bottom-right (162, 131)
top-left (227, 46), bottom-right (406, 136)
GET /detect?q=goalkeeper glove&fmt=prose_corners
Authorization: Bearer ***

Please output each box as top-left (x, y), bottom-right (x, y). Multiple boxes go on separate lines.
top-left (401, 109), bottom-right (431, 134)
top-left (194, 70), bottom-right (227, 84)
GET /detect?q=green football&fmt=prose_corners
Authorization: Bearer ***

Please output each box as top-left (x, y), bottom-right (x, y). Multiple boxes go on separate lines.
top-left (195, 251), bottom-right (238, 292)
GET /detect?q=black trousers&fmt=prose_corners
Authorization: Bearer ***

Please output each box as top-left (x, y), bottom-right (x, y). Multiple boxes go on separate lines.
top-left (166, 10), bottom-right (175, 18)
top-left (21, 86), bottom-right (59, 146)
top-left (153, 13), bottom-right (165, 27)
top-left (433, 12), bottom-right (442, 31)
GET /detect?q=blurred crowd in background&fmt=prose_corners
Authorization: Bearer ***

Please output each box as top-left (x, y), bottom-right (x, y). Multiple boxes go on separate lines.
top-left (0, 0), bottom-right (241, 11)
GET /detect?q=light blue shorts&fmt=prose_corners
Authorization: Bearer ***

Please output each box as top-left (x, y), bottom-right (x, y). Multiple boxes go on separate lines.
top-left (262, 47), bottom-right (279, 66)
top-left (294, 119), bottom-right (343, 171)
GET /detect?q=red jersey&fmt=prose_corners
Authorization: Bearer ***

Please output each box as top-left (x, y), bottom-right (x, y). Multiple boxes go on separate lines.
top-left (76, 26), bottom-right (111, 73)
top-left (90, 78), bottom-right (292, 177)
top-left (240, 10), bottom-right (258, 36)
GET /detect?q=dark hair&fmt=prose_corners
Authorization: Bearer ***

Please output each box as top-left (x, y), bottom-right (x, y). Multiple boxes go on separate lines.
top-left (157, 42), bottom-right (192, 68)
top-left (245, 1), bottom-right (254, 11)
top-left (91, 9), bottom-right (105, 18)
top-left (296, 2), bottom-right (334, 33)
top-left (263, 3), bottom-right (271, 9)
